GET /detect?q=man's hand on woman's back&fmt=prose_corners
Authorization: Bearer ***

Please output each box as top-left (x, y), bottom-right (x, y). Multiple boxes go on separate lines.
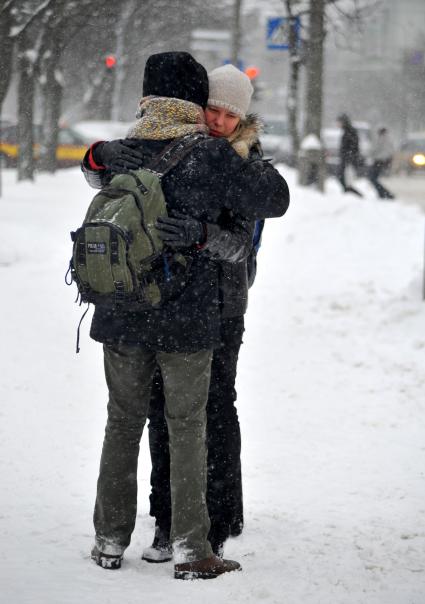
top-left (93, 139), bottom-right (145, 171)
top-left (156, 213), bottom-right (206, 248)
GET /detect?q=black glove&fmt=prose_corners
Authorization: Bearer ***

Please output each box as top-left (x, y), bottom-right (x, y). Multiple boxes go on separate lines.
top-left (93, 138), bottom-right (144, 171)
top-left (156, 212), bottom-right (206, 248)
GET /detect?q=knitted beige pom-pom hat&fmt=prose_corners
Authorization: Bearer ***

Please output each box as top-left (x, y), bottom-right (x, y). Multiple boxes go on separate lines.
top-left (207, 64), bottom-right (254, 118)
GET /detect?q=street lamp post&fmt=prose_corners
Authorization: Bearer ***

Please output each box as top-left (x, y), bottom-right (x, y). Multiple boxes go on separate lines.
top-left (231, 0), bottom-right (242, 66)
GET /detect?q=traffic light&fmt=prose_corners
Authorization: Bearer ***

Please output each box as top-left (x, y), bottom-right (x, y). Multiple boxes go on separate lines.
top-left (244, 66), bottom-right (264, 100)
top-left (100, 54), bottom-right (117, 118)
top-left (105, 54), bottom-right (117, 69)
top-left (244, 66), bottom-right (260, 80)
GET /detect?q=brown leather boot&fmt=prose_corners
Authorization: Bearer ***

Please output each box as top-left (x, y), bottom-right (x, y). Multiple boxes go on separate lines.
top-left (174, 554), bottom-right (241, 580)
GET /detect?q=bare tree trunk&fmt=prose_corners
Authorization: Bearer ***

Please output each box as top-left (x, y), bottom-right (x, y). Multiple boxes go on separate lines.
top-left (39, 32), bottom-right (63, 172)
top-left (1, 4), bottom-right (16, 196)
top-left (286, 2), bottom-right (301, 166)
top-left (0, 5), bottom-right (14, 111)
top-left (231, 0), bottom-right (242, 66)
top-left (17, 32), bottom-right (36, 181)
top-left (299, 0), bottom-right (326, 191)
top-left (304, 0), bottom-right (325, 138)
top-left (111, 0), bottom-right (137, 121)
top-left (39, 69), bottom-right (62, 172)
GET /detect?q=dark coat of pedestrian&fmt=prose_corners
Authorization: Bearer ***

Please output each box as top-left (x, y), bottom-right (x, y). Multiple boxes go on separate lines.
top-left (337, 113), bottom-right (363, 197)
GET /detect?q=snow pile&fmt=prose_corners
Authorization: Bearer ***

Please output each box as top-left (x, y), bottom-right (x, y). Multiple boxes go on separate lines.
top-left (0, 167), bottom-right (424, 603)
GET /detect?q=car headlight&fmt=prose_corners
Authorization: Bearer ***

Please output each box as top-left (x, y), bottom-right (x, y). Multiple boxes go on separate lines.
top-left (412, 153), bottom-right (425, 166)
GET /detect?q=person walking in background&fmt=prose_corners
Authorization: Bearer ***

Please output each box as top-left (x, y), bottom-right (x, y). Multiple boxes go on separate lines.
top-left (368, 127), bottom-right (395, 200)
top-left (143, 64), bottom-right (269, 564)
top-left (336, 113), bottom-right (363, 197)
top-left (80, 52), bottom-right (290, 580)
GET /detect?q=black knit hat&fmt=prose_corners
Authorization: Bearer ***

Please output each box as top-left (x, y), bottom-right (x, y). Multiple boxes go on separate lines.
top-left (143, 52), bottom-right (209, 108)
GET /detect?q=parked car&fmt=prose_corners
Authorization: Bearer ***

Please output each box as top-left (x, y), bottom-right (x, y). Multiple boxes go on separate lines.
top-left (392, 132), bottom-right (425, 174)
top-left (259, 116), bottom-right (291, 164)
top-left (71, 120), bottom-right (136, 145)
top-left (0, 123), bottom-right (87, 167)
top-left (322, 121), bottom-right (372, 176)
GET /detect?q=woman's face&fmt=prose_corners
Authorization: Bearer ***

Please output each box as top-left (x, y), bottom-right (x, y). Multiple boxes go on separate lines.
top-left (205, 105), bottom-right (241, 138)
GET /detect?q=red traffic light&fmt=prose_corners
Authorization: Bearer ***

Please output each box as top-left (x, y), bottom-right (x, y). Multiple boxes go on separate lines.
top-left (105, 55), bottom-right (117, 69)
top-left (245, 66), bottom-right (260, 80)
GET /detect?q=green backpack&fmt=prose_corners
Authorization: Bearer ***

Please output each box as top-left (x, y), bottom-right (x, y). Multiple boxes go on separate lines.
top-left (67, 134), bottom-right (203, 310)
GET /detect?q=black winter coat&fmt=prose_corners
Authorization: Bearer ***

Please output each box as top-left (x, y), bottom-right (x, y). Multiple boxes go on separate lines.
top-left (340, 125), bottom-right (360, 165)
top-left (81, 135), bottom-right (289, 352)
top-left (202, 135), bottom-right (264, 318)
top-left (202, 212), bottom-right (255, 318)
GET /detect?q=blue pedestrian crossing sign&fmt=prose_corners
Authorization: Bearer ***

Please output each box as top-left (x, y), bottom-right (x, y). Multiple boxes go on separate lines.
top-left (267, 16), bottom-right (300, 50)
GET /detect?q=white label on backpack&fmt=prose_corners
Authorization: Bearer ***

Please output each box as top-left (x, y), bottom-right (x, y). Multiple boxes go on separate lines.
top-left (87, 242), bottom-right (107, 254)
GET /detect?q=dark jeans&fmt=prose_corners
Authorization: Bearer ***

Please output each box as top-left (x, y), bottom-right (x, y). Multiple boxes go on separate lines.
top-left (148, 316), bottom-right (245, 549)
top-left (368, 160), bottom-right (394, 199)
top-left (337, 159), bottom-right (363, 196)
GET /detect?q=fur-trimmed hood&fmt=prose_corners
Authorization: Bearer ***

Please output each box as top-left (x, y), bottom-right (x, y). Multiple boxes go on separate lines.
top-left (229, 113), bottom-right (263, 159)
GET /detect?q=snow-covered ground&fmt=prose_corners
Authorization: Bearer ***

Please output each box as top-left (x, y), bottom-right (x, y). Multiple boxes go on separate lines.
top-left (1, 167), bottom-right (424, 604)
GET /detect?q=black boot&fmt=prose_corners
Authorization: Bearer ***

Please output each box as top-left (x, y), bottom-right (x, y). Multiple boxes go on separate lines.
top-left (229, 518), bottom-right (244, 537)
top-left (208, 521), bottom-right (230, 559)
top-left (91, 545), bottom-right (123, 570)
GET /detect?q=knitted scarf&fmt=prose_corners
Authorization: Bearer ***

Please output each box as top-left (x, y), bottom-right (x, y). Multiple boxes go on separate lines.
top-left (128, 96), bottom-right (209, 140)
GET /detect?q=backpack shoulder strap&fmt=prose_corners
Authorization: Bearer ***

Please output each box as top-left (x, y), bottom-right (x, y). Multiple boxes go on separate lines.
top-left (149, 133), bottom-right (207, 177)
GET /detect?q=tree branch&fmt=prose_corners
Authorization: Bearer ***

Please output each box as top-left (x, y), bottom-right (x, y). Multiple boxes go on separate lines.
top-left (10, 0), bottom-right (55, 39)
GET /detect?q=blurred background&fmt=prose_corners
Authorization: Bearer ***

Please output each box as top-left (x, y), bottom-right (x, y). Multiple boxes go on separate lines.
top-left (1, 0), bottom-right (424, 197)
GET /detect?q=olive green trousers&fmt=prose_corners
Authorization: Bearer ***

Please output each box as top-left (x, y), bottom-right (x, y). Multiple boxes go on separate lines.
top-left (94, 342), bottom-right (213, 563)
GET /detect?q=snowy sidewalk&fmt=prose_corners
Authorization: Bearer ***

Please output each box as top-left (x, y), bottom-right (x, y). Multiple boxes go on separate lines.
top-left (0, 167), bottom-right (424, 603)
